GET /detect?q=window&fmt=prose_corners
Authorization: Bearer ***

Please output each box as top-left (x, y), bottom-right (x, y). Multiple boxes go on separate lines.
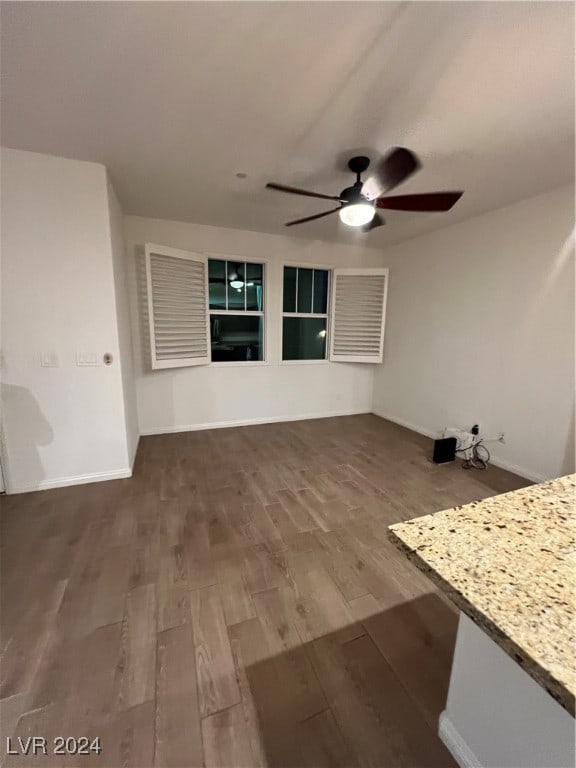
top-left (208, 259), bottom-right (264, 362)
top-left (144, 243), bottom-right (387, 371)
top-left (282, 266), bottom-right (329, 360)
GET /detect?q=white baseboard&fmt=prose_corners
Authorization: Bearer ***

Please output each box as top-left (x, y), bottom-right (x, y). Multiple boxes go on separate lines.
top-left (480, 455), bottom-right (546, 484)
top-left (140, 409), bottom-right (370, 436)
top-left (439, 711), bottom-right (482, 768)
top-left (371, 408), bottom-right (544, 483)
top-left (6, 467), bottom-right (133, 495)
top-left (372, 408), bottom-right (437, 439)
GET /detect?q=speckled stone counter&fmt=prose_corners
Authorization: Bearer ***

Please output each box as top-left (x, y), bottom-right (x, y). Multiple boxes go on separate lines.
top-left (388, 474), bottom-right (575, 716)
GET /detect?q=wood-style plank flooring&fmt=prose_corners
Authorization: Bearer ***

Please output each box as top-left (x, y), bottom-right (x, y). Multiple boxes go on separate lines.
top-left (0, 415), bottom-right (530, 767)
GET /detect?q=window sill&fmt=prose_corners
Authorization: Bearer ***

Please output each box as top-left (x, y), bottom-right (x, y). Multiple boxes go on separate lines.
top-left (280, 359), bottom-right (330, 366)
top-left (209, 360), bottom-right (268, 368)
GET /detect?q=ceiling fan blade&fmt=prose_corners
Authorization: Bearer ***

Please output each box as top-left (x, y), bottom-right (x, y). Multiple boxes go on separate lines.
top-left (373, 147), bottom-right (421, 192)
top-left (267, 182), bottom-right (342, 202)
top-left (284, 207), bottom-right (341, 227)
top-left (376, 192), bottom-right (463, 212)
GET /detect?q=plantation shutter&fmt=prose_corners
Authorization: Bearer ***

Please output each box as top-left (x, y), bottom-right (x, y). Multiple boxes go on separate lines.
top-left (329, 268), bottom-right (388, 363)
top-left (145, 243), bottom-right (210, 369)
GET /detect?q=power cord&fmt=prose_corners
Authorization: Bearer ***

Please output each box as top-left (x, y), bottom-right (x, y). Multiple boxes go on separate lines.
top-left (456, 440), bottom-right (491, 470)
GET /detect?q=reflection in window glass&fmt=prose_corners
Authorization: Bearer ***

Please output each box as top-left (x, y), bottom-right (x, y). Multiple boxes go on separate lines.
top-left (282, 266), bottom-right (330, 360)
top-left (208, 259), bottom-right (226, 309)
top-left (313, 269), bottom-right (328, 314)
top-left (297, 268), bottom-right (313, 313)
top-left (246, 262), bottom-right (263, 311)
top-left (210, 315), bottom-right (263, 361)
top-left (227, 261), bottom-right (245, 310)
top-left (208, 259), bottom-right (265, 363)
top-left (282, 317), bottom-right (327, 360)
top-left (283, 267), bottom-right (297, 313)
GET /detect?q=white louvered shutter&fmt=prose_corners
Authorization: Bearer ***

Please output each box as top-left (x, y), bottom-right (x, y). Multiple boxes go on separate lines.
top-left (145, 243), bottom-right (211, 369)
top-left (329, 268), bottom-right (388, 363)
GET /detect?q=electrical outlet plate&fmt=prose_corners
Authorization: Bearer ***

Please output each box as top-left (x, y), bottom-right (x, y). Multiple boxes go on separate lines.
top-left (40, 352), bottom-right (59, 367)
top-left (76, 352), bottom-right (99, 366)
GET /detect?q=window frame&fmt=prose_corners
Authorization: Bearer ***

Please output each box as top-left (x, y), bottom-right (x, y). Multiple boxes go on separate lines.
top-left (280, 262), bottom-right (332, 365)
top-left (206, 253), bottom-right (268, 367)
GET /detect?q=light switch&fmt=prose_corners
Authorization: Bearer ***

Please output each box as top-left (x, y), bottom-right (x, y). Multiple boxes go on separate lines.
top-left (76, 352), bottom-right (99, 366)
top-left (41, 352), bottom-right (59, 368)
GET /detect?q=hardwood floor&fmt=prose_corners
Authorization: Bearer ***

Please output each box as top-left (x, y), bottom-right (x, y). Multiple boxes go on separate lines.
top-left (0, 414), bottom-right (529, 767)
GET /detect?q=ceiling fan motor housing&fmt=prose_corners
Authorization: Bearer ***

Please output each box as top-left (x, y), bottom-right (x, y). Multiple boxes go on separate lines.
top-left (340, 182), bottom-right (373, 206)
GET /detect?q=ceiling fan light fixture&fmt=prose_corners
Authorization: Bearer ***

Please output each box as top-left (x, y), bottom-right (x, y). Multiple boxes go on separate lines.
top-left (230, 279), bottom-right (244, 289)
top-left (339, 202), bottom-right (375, 227)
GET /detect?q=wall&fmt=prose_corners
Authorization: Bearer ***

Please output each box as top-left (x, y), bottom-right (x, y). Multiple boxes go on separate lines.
top-left (107, 177), bottom-right (139, 467)
top-left (440, 613), bottom-right (575, 768)
top-left (372, 185), bottom-right (575, 482)
top-left (124, 216), bottom-right (384, 435)
top-left (1, 148), bottom-right (132, 492)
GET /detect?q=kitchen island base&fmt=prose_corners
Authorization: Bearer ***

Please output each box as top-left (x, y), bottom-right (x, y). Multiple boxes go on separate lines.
top-left (440, 613), bottom-right (575, 768)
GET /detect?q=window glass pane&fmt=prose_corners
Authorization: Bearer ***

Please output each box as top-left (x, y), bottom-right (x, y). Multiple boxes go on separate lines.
top-left (283, 266), bottom-right (297, 313)
top-left (208, 259), bottom-right (226, 310)
top-left (297, 268), bottom-right (313, 313)
top-left (282, 317), bottom-right (327, 360)
top-left (313, 269), bottom-right (328, 314)
top-left (227, 261), bottom-right (245, 310)
top-left (210, 315), bottom-right (263, 362)
top-left (246, 262), bottom-right (264, 311)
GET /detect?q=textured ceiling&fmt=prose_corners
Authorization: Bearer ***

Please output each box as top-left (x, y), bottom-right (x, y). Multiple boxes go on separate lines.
top-left (1, 1), bottom-right (574, 247)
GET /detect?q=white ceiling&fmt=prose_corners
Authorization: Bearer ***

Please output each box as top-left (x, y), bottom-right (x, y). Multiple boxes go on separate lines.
top-left (1, 1), bottom-right (574, 247)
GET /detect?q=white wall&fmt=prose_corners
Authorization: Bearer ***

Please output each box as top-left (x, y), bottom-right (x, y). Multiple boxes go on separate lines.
top-left (107, 177), bottom-right (139, 467)
top-left (1, 148), bottom-right (132, 491)
top-left (124, 216), bottom-right (384, 435)
top-left (440, 613), bottom-right (575, 768)
top-left (372, 185), bottom-right (575, 482)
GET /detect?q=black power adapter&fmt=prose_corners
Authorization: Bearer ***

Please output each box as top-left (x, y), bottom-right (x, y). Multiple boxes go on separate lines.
top-left (432, 437), bottom-right (457, 463)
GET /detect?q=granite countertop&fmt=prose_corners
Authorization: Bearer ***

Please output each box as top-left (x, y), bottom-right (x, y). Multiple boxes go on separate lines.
top-left (388, 474), bottom-right (575, 716)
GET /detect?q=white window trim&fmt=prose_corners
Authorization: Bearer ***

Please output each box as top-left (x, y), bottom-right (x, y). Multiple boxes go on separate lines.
top-left (210, 310), bottom-right (263, 316)
top-left (281, 359), bottom-right (331, 366)
top-left (280, 263), bottom-right (332, 365)
top-left (282, 312), bottom-right (328, 319)
top-left (209, 360), bottom-right (268, 369)
top-left (206, 254), bottom-right (268, 365)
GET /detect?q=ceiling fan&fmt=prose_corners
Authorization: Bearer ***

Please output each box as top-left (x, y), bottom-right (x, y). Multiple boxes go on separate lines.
top-left (266, 147), bottom-right (463, 231)
top-left (210, 266), bottom-right (256, 291)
